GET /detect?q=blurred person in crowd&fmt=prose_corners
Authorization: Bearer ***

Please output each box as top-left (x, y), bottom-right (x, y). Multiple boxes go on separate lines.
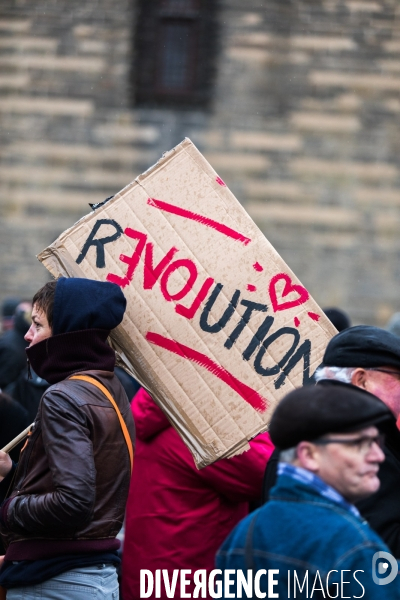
top-left (322, 306), bottom-right (351, 332)
top-left (386, 312), bottom-right (400, 338)
top-left (0, 392), bottom-right (30, 556)
top-left (0, 302), bottom-right (31, 391)
top-left (0, 300), bottom-right (47, 422)
top-left (114, 366), bottom-right (140, 404)
top-left (217, 384), bottom-right (397, 598)
top-left (122, 387), bottom-right (274, 600)
top-left (263, 325), bottom-right (400, 559)
top-left (0, 393), bottom-right (30, 465)
top-left (0, 278), bottom-right (135, 599)
top-left (0, 299), bottom-right (20, 334)
top-left (4, 367), bottom-right (48, 423)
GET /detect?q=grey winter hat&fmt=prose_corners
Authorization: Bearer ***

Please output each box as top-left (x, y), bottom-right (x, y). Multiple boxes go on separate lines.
top-left (323, 325), bottom-right (400, 371)
top-left (269, 382), bottom-right (392, 450)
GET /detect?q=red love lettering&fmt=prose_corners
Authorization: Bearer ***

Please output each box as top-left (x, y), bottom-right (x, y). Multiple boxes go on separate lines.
top-left (269, 273), bottom-right (309, 312)
top-left (175, 277), bottom-right (215, 320)
top-left (106, 228), bottom-right (147, 288)
top-left (143, 243), bottom-right (179, 290)
top-left (160, 259), bottom-right (198, 302)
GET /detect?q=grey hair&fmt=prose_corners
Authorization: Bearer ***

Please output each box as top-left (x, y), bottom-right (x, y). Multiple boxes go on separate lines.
top-left (314, 365), bottom-right (356, 384)
top-left (279, 366), bottom-right (357, 464)
top-left (279, 447), bottom-right (298, 464)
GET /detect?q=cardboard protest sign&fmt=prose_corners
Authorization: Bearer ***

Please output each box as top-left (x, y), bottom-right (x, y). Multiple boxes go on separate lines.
top-left (38, 138), bottom-right (337, 468)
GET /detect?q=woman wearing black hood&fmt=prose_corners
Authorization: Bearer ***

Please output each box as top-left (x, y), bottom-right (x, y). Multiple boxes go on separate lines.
top-left (0, 278), bottom-right (135, 600)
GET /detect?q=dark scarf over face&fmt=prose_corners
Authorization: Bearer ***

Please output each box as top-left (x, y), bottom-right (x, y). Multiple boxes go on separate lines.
top-left (26, 329), bottom-right (115, 384)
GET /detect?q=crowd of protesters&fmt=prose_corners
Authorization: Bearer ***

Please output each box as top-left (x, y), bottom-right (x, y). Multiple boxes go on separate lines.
top-left (0, 281), bottom-right (400, 599)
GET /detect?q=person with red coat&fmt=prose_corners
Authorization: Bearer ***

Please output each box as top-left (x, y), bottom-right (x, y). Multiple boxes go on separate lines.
top-left (122, 388), bottom-right (274, 600)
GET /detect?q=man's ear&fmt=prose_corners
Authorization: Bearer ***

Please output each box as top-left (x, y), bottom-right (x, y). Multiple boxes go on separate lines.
top-left (296, 441), bottom-right (320, 473)
top-left (351, 368), bottom-right (368, 389)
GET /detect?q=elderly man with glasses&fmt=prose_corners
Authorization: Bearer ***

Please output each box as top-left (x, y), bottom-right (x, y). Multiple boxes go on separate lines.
top-left (217, 383), bottom-right (399, 598)
top-left (317, 325), bottom-right (400, 559)
top-left (263, 325), bottom-right (400, 559)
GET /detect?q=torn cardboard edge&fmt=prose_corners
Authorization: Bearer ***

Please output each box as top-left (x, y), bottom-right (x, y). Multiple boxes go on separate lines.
top-left (38, 138), bottom-right (336, 468)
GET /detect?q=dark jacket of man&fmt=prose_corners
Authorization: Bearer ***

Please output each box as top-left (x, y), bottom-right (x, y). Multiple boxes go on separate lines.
top-left (219, 470), bottom-right (399, 599)
top-left (0, 393), bottom-right (30, 556)
top-left (357, 419), bottom-right (400, 558)
top-left (4, 366), bottom-right (48, 422)
top-left (262, 381), bottom-right (400, 558)
top-left (0, 278), bottom-right (135, 586)
top-left (0, 394), bottom-right (30, 464)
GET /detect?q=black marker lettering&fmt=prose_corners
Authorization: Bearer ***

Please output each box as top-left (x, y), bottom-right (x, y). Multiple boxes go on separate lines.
top-left (242, 316), bottom-right (274, 361)
top-left (76, 219), bottom-right (123, 268)
top-left (274, 339), bottom-right (316, 389)
top-left (199, 284), bottom-right (240, 333)
top-left (224, 300), bottom-right (268, 349)
top-left (253, 327), bottom-right (300, 377)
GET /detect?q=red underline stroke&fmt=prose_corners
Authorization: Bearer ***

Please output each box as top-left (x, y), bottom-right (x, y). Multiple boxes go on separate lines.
top-left (147, 198), bottom-right (251, 246)
top-left (146, 331), bottom-right (268, 413)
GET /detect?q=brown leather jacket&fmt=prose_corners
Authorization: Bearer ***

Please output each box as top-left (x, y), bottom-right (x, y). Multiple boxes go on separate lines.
top-left (1, 370), bottom-right (135, 560)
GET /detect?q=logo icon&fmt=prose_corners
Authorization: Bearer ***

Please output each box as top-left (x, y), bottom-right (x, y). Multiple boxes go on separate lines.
top-left (372, 551), bottom-right (398, 585)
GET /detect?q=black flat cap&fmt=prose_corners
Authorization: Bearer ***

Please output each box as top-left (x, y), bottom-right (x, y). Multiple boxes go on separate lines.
top-left (269, 381), bottom-right (392, 450)
top-left (324, 325), bottom-right (400, 370)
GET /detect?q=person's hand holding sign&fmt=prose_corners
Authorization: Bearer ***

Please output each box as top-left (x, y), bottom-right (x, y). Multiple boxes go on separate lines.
top-left (0, 450), bottom-right (12, 482)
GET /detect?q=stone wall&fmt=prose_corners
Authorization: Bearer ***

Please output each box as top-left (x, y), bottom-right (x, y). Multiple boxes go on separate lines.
top-left (0, 0), bottom-right (399, 324)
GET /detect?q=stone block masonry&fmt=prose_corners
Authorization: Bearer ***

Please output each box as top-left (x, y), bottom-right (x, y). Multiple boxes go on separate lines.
top-left (0, 0), bottom-right (400, 326)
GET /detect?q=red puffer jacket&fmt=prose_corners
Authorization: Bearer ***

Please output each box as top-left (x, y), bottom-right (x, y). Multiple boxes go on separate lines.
top-left (122, 388), bottom-right (274, 600)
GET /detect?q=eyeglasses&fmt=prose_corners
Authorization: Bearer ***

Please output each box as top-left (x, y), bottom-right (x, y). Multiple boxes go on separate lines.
top-left (313, 433), bottom-right (385, 455)
top-left (366, 368), bottom-right (400, 381)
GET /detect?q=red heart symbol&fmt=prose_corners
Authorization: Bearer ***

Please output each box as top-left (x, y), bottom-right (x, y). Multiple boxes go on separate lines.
top-left (269, 273), bottom-right (309, 312)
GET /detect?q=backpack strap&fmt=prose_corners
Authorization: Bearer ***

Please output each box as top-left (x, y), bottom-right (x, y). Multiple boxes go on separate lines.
top-left (70, 375), bottom-right (134, 473)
